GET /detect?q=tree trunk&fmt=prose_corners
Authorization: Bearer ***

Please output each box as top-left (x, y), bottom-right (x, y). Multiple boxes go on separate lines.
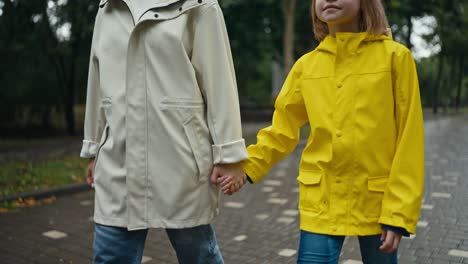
top-left (282, 0), bottom-right (296, 75)
top-left (405, 15), bottom-right (413, 50)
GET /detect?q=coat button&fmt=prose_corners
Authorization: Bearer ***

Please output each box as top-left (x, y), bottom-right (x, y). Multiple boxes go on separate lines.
top-left (336, 130), bottom-right (343, 138)
top-left (179, 7), bottom-right (183, 11)
top-left (198, 0), bottom-right (202, 3)
top-left (154, 13), bottom-right (159, 18)
top-left (337, 83), bottom-right (342, 88)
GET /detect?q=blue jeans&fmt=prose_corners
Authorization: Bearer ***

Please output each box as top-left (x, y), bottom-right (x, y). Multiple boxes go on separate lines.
top-left (297, 231), bottom-right (398, 264)
top-left (93, 223), bottom-right (224, 264)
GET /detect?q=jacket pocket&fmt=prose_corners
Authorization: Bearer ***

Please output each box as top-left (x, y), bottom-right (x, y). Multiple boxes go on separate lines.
top-left (182, 115), bottom-right (212, 182)
top-left (160, 97), bottom-right (204, 109)
top-left (93, 124), bottom-right (110, 175)
top-left (368, 175), bottom-right (388, 192)
top-left (364, 175), bottom-right (388, 217)
top-left (297, 170), bottom-right (327, 213)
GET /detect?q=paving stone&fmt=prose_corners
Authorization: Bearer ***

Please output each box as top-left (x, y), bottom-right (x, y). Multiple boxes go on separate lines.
top-left (422, 204), bottom-right (434, 210)
top-left (277, 217), bottom-right (295, 224)
top-left (233, 235), bottom-right (248, 242)
top-left (431, 192), bottom-right (452, 198)
top-left (223, 202), bottom-right (245, 209)
top-left (278, 248), bottom-right (297, 257)
top-left (261, 186), bottom-right (274, 192)
top-left (283, 209), bottom-right (299, 216)
top-left (42, 230), bottom-right (68, 239)
top-left (449, 249), bottom-right (468, 258)
top-left (267, 198), bottom-right (288, 205)
top-left (263, 180), bottom-right (283, 186)
top-left (342, 260), bottom-right (363, 264)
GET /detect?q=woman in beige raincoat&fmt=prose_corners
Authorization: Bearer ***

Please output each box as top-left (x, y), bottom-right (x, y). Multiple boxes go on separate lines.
top-left (80, 0), bottom-right (247, 263)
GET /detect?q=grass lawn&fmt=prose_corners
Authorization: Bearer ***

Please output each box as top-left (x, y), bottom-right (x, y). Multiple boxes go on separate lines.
top-left (0, 156), bottom-right (87, 201)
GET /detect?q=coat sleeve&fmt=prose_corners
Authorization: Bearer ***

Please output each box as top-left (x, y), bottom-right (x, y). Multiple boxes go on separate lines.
top-left (191, 3), bottom-right (247, 164)
top-left (241, 59), bottom-right (308, 183)
top-left (379, 47), bottom-right (425, 234)
top-left (80, 14), bottom-right (105, 159)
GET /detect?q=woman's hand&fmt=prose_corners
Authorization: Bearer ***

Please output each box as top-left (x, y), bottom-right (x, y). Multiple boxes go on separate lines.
top-left (86, 158), bottom-right (95, 187)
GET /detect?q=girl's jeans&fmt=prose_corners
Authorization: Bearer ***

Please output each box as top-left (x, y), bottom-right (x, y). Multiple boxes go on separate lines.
top-left (298, 231), bottom-right (398, 264)
top-left (93, 223), bottom-right (224, 264)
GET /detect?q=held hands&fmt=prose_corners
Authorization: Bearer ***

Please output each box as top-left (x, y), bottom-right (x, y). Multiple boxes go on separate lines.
top-left (210, 162), bottom-right (247, 195)
top-left (380, 229), bottom-right (402, 253)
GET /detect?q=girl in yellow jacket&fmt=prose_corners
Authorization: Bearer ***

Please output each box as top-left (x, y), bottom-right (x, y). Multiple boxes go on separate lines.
top-left (213, 0), bottom-right (424, 263)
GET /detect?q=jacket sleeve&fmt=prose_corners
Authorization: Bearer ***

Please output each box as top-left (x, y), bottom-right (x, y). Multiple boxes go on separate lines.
top-left (241, 59), bottom-right (308, 183)
top-left (379, 47), bottom-right (425, 234)
top-left (191, 3), bottom-right (247, 164)
top-left (80, 14), bottom-right (105, 159)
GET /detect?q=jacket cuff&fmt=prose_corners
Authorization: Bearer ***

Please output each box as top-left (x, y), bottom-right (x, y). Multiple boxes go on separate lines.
top-left (212, 139), bottom-right (248, 164)
top-left (379, 215), bottom-right (417, 234)
top-left (241, 160), bottom-right (265, 184)
top-left (80, 140), bottom-right (99, 158)
top-left (381, 224), bottom-right (410, 237)
top-left (246, 175), bottom-right (253, 184)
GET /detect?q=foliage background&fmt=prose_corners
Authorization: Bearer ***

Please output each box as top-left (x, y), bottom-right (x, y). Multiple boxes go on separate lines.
top-left (0, 0), bottom-right (467, 136)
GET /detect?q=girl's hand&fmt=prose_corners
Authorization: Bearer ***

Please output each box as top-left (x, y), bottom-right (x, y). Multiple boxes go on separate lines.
top-left (379, 229), bottom-right (402, 253)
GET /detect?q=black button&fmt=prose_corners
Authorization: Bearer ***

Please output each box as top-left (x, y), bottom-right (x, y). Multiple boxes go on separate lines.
top-left (154, 13), bottom-right (159, 18)
top-left (179, 7), bottom-right (183, 11)
top-left (198, 0), bottom-right (202, 3)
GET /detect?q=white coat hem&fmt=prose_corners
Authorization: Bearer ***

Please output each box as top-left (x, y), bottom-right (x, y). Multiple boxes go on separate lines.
top-left (94, 210), bottom-right (219, 231)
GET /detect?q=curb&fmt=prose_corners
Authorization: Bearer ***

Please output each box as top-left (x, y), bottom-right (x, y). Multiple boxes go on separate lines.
top-left (1, 183), bottom-right (91, 203)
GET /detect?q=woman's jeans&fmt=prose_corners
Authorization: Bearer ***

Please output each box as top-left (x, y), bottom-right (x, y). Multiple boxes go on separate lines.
top-left (93, 223), bottom-right (224, 264)
top-left (297, 231), bottom-right (398, 264)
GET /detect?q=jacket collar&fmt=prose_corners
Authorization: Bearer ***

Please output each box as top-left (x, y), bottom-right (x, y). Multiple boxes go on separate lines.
top-left (99, 0), bottom-right (109, 8)
top-left (99, 0), bottom-right (185, 9)
top-left (317, 31), bottom-right (391, 54)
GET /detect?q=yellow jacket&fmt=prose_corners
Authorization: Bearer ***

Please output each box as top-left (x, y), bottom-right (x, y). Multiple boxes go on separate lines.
top-left (242, 32), bottom-right (424, 235)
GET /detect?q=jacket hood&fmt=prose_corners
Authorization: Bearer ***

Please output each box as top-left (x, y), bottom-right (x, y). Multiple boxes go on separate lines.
top-left (317, 32), bottom-right (392, 54)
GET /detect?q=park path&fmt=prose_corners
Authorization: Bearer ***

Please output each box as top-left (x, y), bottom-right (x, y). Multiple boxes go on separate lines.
top-left (1, 113), bottom-right (467, 264)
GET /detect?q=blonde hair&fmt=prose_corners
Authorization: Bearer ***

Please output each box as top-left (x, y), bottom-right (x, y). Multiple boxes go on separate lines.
top-left (311, 0), bottom-right (390, 41)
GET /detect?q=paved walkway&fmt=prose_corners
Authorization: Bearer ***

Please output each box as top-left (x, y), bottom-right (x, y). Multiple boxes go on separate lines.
top-left (1, 114), bottom-right (467, 264)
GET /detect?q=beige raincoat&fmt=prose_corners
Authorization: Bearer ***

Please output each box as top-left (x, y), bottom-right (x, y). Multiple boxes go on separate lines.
top-left (80, 0), bottom-right (247, 230)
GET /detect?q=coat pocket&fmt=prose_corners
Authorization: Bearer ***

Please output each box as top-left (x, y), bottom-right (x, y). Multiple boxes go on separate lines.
top-left (365, 175), bottom-right (388, 217)
top-left (368, 175), bottom-right (388, 192)
top-left (182, 115), bottom-right (212, 182)
top-left (297, 170), bottom-right (327, 213)
top-left (160, 97), bottom-right (204, 109)
top-left (93, 124), bottom-right (110, 175)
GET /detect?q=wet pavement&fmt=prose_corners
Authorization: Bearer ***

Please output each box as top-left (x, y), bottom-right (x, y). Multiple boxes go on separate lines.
top-left (1, 114), bottom-right (467, 264)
